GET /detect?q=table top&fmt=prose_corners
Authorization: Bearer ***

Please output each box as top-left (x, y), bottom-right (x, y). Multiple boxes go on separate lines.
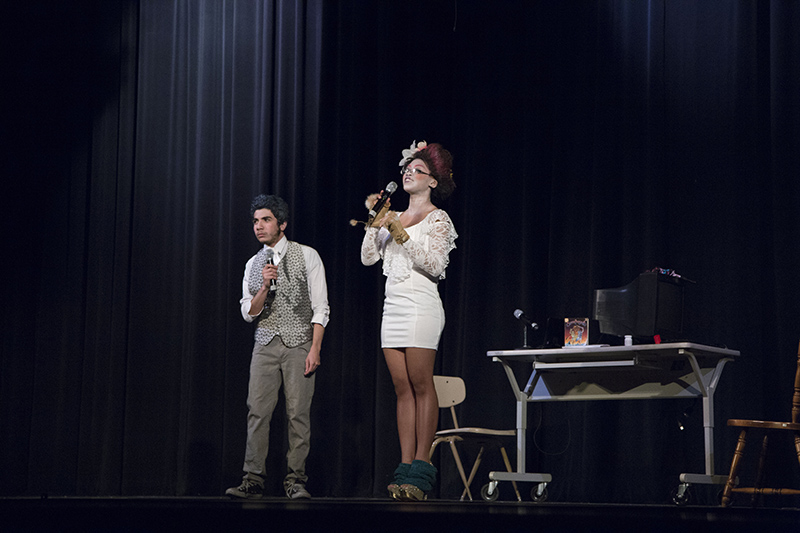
top-left (487, 342), bottom-right (740, 363)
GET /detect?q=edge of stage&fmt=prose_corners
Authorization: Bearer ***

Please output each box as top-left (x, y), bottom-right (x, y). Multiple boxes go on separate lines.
top-left (2, 496), bottom-right (800, 532)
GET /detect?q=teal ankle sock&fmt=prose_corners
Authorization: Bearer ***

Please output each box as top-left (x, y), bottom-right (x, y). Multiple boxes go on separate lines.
top-left (391, 462), bottom-right (411, 485)
top-left (403, 460), bottom-right (437, 492)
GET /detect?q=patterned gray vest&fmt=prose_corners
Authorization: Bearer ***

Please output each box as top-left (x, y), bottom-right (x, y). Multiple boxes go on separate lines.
top-left (248, 241), bottom-right (313, 348)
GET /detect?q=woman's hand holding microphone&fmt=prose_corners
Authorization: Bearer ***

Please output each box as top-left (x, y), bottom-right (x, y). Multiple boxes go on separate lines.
top-left (365, 192), bottom-right (408, 244)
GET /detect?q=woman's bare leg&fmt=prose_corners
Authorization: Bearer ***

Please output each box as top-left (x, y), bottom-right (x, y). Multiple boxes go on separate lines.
top-left (404, 347), bottom-right (438, 461)
top-left (384, 348), bottom-right (417, 463)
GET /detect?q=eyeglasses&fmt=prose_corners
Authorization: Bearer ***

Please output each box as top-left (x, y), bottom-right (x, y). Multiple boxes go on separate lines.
top-left (401, 167), bottom-right (433, 177)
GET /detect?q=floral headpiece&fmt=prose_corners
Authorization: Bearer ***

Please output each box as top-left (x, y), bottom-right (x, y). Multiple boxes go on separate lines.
top-left (398, 140), bottom-right (428, 166)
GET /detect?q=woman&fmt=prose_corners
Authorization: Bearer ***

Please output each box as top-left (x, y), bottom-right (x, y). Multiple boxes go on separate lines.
top-left (361, 140), bottom-right (457, 500)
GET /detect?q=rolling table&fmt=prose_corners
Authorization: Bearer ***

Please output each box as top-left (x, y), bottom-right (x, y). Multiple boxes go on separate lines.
top-left (485, 342), bottom-right (739, 503)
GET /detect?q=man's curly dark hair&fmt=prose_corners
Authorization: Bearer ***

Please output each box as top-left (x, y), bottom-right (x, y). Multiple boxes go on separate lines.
top-left (249, 194), bottom-right (289, 225)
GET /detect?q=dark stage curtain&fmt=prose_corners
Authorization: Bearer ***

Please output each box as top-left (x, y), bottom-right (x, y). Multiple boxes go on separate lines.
top-left (2, 0), bottom-right (799, 504)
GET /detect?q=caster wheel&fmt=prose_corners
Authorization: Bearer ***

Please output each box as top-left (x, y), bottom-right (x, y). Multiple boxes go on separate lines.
top-left (530, 484), bottom-right (548, 502)
top-left (671, 484), bottom-right (690, 506)
top-left (481, 483), bottom-right (499, 501)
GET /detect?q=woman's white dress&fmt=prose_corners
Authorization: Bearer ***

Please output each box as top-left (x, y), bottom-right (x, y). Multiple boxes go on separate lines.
top-left (361, 209), bottom-right (457, 349)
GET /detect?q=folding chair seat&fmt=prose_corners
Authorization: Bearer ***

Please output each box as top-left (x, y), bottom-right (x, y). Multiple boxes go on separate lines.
top-left (429, 375), bottom-right (522, 501)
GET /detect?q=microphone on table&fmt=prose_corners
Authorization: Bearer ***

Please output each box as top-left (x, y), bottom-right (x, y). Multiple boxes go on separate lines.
top-left (514, 309), bottom-right (539, 330)
top-left (367, 181), bottom-right (398, 224)
top-left (265, 248), bottom-right (277, 293)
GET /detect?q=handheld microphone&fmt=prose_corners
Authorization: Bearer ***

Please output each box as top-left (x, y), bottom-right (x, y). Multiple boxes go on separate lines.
top-left (514, 309), bottom-right (539, 330)
top-left (265, 248), bottom-right (277, 293)
top-left (368, 181), bottom-right (398, 222)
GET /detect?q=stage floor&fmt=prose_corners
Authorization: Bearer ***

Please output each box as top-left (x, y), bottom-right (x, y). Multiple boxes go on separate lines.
top-left (2, 496), bottom-right (800, 532)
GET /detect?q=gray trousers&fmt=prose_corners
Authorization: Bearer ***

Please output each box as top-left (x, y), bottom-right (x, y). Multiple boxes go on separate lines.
top-left (243, 335), bottom-right (314, 486)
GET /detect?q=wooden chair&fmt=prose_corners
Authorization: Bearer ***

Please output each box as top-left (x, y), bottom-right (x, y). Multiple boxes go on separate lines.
top-left (720, 340), bottom-right (800, 507)
top-left (429, 376), bottom-right (522, 501)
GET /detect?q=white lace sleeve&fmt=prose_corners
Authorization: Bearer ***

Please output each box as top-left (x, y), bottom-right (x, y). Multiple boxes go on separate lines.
top-left (360, 227), bottom-right (383, 266)
top-left (401, 210), bottom-right (457, 279)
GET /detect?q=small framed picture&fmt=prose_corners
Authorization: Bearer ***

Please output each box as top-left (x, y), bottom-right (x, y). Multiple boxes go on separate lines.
top-left (564, 318), bottom-right (589, 347)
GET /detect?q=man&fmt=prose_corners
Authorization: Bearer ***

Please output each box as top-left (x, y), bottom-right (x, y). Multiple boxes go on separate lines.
top-left (226, 194), bottom-right (329, 500)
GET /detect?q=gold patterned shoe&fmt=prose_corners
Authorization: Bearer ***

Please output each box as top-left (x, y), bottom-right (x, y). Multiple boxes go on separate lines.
top-left (387, 463), bottom-right (411, 500)
top-left (397, 460), bottom-right (437, 501)
top-left (387, 483), bottom-right (403, 500)
top-left (399, 483), bottom-right (427, 501)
